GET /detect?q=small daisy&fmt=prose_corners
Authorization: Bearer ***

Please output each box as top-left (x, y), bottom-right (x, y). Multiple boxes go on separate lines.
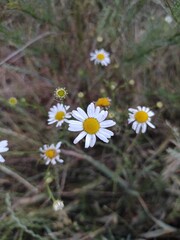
top-left (53, 200), bottom-right (64, 211)
top-left (164, 15), bottom-right (173, 24)
top-left (68, 102), bottom-right (116, 148)
top-left (39, 141), bottom-right (64, 165)
top-left (48, 103), bottom-right (71, 127)
top-left (0, 140), bottom-right (9, 163)
top-left (95, 97), bottom-right (111, 108)
top-left (128, 106), bottom-right (155, 134)
top-left (8, 97), bottom-right (18, 106)
top-left (90, 49), bottom-right (110, 66)
top-left (54, 87), bottom-right (68, 100)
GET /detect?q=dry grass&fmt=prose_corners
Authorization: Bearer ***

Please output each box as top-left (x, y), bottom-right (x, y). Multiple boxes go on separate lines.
top-left (0, 0), bottom-right (180, 239)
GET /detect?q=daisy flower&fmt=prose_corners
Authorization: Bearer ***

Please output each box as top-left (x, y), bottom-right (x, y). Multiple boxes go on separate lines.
top-left (48, 103), bottom-right (71, 127)
top-left (8, 97), bottom-right (18, 106)
top-left (53, 200), bottom-right (64, 211)
top-left (95, 97), bottom-right (111, 108)
top-left (39, 141), bottom-right (63, 165)
top-left (90, 49), bottom-right (110, 66)
top-left (68, 102), bottom-right (116, 148)
top-left (54, 87), bottom-right (68, 100)
top-left (164, 15), bottom-right (173, 24)
top-left (0, 140), bottom-right (9, 163)
top-left (128, 106), bottom-right (155, 134)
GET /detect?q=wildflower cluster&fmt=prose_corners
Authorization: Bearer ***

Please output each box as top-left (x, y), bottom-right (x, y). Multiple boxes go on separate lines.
top-left (42, 91), bottom-right (155, 158)
top-left (89, 48), bottom-right (156, 134)
top-left (1, 50), bottom-right (156, 162)
top-left (1, 49), bottom-right (157, 211)
top-left (43, 96), bottom-right (116, 157)
top-left (39, 88), bottom-right (117, 209)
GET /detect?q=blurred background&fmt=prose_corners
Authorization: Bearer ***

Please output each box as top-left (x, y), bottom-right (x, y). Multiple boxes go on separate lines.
top-left (0, 0), bottom-right (180, 239)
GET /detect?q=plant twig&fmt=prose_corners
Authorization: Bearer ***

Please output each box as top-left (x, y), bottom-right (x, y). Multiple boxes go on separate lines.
top-left (62, 149), bottom-right (139, 196)
top-left (0, 165), bottom-right (38, 193)
top-left (0, 31), bottom-right (56, 66)
top-left (137, 195), bottom-right (177, 232)
top-left (5, 194), bottom-right (46, 240)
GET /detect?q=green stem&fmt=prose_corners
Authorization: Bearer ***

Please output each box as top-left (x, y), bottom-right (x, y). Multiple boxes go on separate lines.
top-left (46, 184), bottom-right (55, 202)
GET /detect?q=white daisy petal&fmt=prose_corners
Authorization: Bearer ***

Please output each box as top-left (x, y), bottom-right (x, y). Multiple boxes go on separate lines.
top-left (65, 106), bottom-right (70, 110)
top-left (77, 107), bottom-right (88, 119)
top-left (96, 132), bottom-right (109, 143)
top-left (136, 124), bottom-right (142, 134)
top-left (51, 159), bottom-right (56, 165)
top-left (65, 113), bottom-right (71, 118)
top-left (99, 128), bottom-right (114, 138)
top-left (98, 129), bottom-right (110, 138)
top-left (97, 110), bottom-right (108, 122)
top-left (87, 103), bottom-right (95, 117)
top-left (147, 121), bottom-right (155, 129)
top-left (72, 110), bottom-right (86, 121)
top-left (94, 106), bottom-right (101, 117)
top-left (128, 108), bottom-right (137, 113)
top-left (68, 125), bottom-right (83, 132)
top-left (0, 147), bottom-right (9, 153)
top-left (48, 120), bottom-right (57, 124)
top-left (73, 131), bottom-right (87, 144)
top-left (56, 142), bottom-right (62, 149)
top-left (0, 155), bottom-right (5, 162)
top-left (144, 107), bottom-right (150, 112)
top-left (132, 121), bottom-right (138, 131)
top-left (0, 140), bottom-right (8, 148)
top-left (46, 160), bottom-right (50, 165)
top-left (68, 120), bottom-right (83, 125)
top-left (142, 123), bottom-right (147, 133)
top-left (148, 111), bottom-right (155, 117)
top-left (0, 140), bottom-right (9, 162)
top-left (56, 122), bottom-right (63, 127)
top-left (128, 113), bottom-right (134, 118)
top-left (85, 134), bottom-right (91, 148)
top-left (90, 135), bottom-right (96, 147)
top-left (128, 118), bottom-right (134, 124)
top-left (100, 120), bottom-right (116, 128)
top-left (56, 158), bottom-right (64, 163)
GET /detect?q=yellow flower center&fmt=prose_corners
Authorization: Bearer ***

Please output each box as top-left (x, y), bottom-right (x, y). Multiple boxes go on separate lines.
top-left (55, 111), bottom-right (65, 121)
top-left (57, 89), bottom-right (65, 97)
top-left (45, 149), bottom-right (57, 159)
top-left (83, 118), bottom-right (100, 134)
top-left (97, 53), bottom-right (105, 61)
top-left (96, 97), bottom-right (110, 107)
top-left (135, 111), bottom-right (148, 123)
top-left (54, 88), bottom-right (67, 99)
